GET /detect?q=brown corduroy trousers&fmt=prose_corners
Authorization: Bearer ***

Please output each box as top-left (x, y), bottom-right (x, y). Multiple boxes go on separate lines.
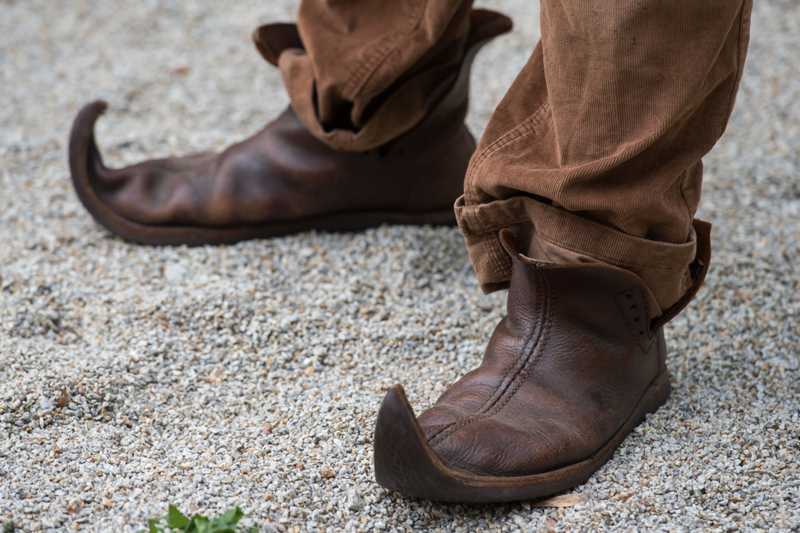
top-left (279, 0), bottom-right (753, 318)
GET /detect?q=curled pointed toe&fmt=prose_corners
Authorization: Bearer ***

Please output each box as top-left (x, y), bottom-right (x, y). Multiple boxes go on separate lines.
top-left (67, 101), bottom-right (229, 245)
top-left (68, 100), bottom-right (118, 235)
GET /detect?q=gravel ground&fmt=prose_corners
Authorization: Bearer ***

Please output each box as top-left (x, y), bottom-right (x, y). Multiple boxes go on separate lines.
top-left (1, 0), bottom-right (798, 531)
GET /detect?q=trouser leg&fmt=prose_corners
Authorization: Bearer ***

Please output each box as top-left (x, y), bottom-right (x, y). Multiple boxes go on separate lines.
top-left (281, 0), bottom-right (474, 151)
top-left (457, 0), bottom-right (752, 317)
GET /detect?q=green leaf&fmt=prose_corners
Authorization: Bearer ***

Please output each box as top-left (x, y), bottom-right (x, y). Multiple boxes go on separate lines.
top-left (146, 517), bottom-right (165, 533)
top-left (216, 507), bottom-right (244, 526)
top-left (187, 514), bottom-right (210, 533)
top-left (141, 505), bottom-right (257, 533)
top-left (166, 505), bottom-right (191, 529)
top-left (3, 521), bottom-right (16, 533)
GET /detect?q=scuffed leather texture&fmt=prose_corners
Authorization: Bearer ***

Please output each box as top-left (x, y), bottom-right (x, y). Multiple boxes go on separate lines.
top-left (416, 232), bottom-right (667, 478)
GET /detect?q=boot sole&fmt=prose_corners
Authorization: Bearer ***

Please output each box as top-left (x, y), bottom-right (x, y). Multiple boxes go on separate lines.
top-left (69, 102), bottom-right (456, 246)
top-left (373, 365), bottom-right (672, 503)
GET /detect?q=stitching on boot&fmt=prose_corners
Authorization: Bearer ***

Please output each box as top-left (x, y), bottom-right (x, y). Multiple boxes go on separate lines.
top-left (476, 276), bottom-right (554, 417)
top-left (430, 274), bottom-right (554, 447)
top-left (424, 265), bottom-right (547, 443)
top-left (474, 269), bottom-right (550, 418)
top-left (429, 269), bottom-right (554, 448)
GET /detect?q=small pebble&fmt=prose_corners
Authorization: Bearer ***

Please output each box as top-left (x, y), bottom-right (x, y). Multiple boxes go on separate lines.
top-left (347, 489), bottom-right (365, 512)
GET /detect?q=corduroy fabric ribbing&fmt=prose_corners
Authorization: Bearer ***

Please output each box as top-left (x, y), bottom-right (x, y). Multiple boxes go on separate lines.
top-left (279, 0), bottom-right (474, 151)
top-left (459, 0), bottom-right (752, 312)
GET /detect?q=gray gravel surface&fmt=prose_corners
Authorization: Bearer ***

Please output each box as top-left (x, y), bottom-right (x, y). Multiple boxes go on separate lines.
top-left (1, 0), bottom-right (798, 531)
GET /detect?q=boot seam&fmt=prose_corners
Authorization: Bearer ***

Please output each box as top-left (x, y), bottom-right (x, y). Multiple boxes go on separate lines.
top-left (429, 267), bottom-right (555, 448)
top-left (425, 265), bottom-right (546, 443)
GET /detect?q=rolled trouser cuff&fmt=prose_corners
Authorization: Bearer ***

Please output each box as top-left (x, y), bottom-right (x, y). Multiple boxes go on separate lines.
top-left (279, 48), bottom-right (459, 152)
top-left (455, 195), bottom-right (711, 319)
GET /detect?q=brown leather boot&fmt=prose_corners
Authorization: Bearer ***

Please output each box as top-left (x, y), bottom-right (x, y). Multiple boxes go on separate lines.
top-left (67, 10), bottom-right (512, 246)
top-left (373, 228), bottom-right (710, 502)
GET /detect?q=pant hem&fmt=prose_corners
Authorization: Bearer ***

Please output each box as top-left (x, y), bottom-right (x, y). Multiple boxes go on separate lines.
top-left (455, 195), bottom-right (707, 314)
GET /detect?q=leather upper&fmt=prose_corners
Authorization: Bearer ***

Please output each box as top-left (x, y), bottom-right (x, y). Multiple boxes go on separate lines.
top-left (417, 231), bottom-right (667, 477)
top-left (89, 105), bottom-right (474, 227)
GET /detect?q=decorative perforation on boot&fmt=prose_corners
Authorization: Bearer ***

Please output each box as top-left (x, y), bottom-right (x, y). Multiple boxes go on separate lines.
top-left (615, 286), bottom-right (656, 353)
top-left (614, 285), bottom-right (656, 353)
